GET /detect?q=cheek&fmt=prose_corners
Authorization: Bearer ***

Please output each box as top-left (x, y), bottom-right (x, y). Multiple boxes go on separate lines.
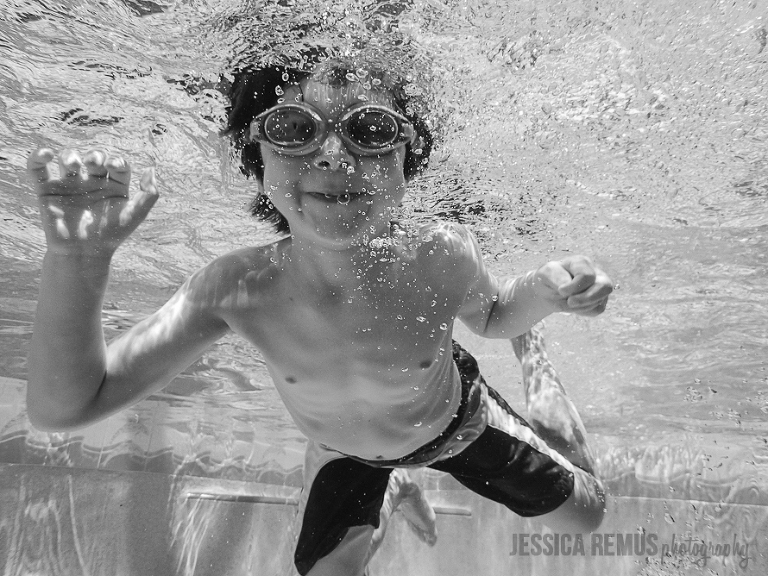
top-left (262, 155), bottom-right (309, 192)
top-left (360, 154), bottom-right (406, 191)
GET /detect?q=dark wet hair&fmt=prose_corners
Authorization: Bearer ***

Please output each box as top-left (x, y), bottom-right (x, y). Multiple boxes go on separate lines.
top-left (224, 61), bottom-right (434, 234)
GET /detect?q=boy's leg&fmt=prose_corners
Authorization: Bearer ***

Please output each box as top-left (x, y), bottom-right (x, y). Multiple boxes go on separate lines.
top-left (296, 441), bottom-right (390, 576)
top-left (511, 323), bottom-right (596, 474)
top-left (366, 468), bottom-right (437, 565)
top-left (430, 333), bottom-right (604, 534)
top-left (298, 443), bottom-right (436, 576)
top-left (307, 469), bottom-right (437, 576)
top-left (510, 323), bottom-right (604, 532)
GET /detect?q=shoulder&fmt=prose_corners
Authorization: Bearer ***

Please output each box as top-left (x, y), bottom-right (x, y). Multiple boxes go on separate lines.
top-left (399, 221), bottom-right (486, 284)
top-left (183, 239), bottom-right (289, 306)
top-left (414, 221), bottom-right (482, 261)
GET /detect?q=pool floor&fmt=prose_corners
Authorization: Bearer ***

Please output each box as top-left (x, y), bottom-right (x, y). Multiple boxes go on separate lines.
top-left (0, 463), bottom-right (765, 576)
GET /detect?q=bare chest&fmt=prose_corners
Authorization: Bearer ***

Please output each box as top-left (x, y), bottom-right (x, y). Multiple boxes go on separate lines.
top-left (226, 263), bottom-right (466, 373)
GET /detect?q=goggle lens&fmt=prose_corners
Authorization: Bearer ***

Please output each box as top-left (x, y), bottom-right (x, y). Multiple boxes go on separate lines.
top-left (345, 111), bottom-right (399, 148)
top-left (253, 103), bottom-right (413, 155)
top-left (263, 109), bottom-right (317, 148)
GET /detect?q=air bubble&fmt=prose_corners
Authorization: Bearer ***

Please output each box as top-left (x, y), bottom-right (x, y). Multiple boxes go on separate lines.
top-left (275, 86), bottom-right (284, 96)
top-left (414, 421), bottom-right (423, 427)
top-left (439, 323), bottom-right (448, 330)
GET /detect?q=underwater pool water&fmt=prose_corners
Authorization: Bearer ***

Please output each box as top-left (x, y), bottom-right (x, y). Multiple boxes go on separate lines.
top-left (1, 0), bottom-right (767, 574)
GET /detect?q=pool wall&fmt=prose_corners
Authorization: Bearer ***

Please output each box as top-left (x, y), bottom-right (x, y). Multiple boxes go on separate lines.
top-left (1, 459), bottom-right (766, 575)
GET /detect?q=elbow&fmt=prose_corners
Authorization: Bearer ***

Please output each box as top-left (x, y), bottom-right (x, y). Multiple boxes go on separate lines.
top-left (28, 416), bottom-right (67, 434)
top-left (27, 409), bottom-right (67, 433)
top-left (27, 405), bottom-right (89, 433)
top-left (26, 389), bottom-right (97, 433)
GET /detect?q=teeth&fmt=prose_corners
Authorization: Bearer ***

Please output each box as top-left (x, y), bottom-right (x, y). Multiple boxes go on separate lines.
top-left (314, 193), bottom-right (358, 204)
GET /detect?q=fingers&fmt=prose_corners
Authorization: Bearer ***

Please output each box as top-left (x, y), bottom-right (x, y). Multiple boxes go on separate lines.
top-left (58, 149), bottom-right (84, 178)
top-left (27, 147), bottom-right (144, 206)
top-left (560, 257), bottom-right (613, 314)
top-left (83, 149), bottom-right (109, 178)
top-left (119, 168), bottom-right (160, 228)
top-left (565, 275), bottom-right (612, 315)
top-left (557, 257), bottom-right (597, 298)
top-left (139, 167), bottom-right (158, 196)
top-left (538, 256), bottom-right (613, 316)
top-left (105, 155), bottom-right (131, 186)
top-left (28, 147), bottom-right (133, 183)
top-left (27, 148), bottom-right (55, 187)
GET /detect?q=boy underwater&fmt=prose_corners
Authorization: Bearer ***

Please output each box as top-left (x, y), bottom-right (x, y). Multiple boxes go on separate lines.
top-left (27, 59), bottom-right (613, 575)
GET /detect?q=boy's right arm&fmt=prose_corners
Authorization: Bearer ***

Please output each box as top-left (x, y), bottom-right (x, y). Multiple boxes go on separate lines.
top-left (26, 148), bottom-right (228, 431)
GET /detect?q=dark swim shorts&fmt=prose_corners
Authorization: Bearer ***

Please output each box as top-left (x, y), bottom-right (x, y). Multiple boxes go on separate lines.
top-left (293, 342), bottom-right (575, 575)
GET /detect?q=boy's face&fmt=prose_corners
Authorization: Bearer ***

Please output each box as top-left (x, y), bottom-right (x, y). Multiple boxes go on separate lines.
top-left (259, 78), bottom-right (409, 249)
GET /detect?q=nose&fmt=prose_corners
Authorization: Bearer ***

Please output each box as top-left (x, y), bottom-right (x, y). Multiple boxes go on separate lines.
top-left (311, 132), bottom-right (356, 172)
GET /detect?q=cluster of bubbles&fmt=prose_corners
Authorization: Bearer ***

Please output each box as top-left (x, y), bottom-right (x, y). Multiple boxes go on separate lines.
top-left (210, 0), bottom-right (437, 122)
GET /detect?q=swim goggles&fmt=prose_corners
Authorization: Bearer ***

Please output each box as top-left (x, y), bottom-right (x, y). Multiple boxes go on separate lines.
top-left (249, 102), bottom-right (416, 157)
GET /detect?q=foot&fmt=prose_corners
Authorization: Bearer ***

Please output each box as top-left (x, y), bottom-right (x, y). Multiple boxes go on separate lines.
top-left (512, 323), bottom-right (597, 475)
top-left (388, 469), bottom-right (438, 546)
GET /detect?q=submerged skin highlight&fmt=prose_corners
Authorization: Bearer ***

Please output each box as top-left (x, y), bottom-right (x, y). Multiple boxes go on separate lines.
top-left (26, 64), bottom-right (613, 576)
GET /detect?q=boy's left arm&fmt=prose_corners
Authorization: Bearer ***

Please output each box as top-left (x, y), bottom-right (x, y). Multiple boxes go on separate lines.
top-left (455, 231), bottom-right (613, 338)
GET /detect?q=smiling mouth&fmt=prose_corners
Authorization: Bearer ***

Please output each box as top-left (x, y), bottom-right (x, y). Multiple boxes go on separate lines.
top-left (307, 191), bottom-right (372, 205)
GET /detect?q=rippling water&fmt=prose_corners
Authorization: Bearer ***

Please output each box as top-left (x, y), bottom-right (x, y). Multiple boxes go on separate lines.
top-left (1, 0), bottom-right (767, 478)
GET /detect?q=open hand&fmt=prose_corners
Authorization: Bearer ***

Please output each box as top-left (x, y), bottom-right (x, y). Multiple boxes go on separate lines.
top-left (27, 148), bottom-right (159, 257)
top-left (534, 255), bottom-right (613, 316)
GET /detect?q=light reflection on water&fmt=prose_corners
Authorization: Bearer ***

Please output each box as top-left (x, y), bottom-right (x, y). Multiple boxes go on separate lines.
top-left (0, 0), bottom-right (767, 500)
